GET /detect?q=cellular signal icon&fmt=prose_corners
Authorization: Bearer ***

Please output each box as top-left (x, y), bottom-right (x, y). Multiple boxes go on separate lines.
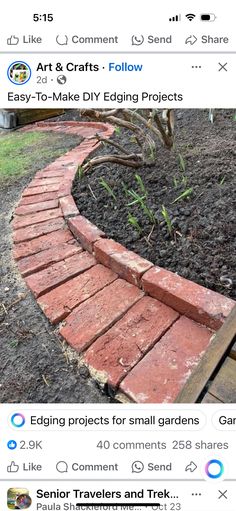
top-left (169, 14), bottom-right (181, 22)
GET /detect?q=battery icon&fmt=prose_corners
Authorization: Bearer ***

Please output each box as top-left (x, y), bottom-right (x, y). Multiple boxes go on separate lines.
top-left (200, 13), bottom-right (216, 21)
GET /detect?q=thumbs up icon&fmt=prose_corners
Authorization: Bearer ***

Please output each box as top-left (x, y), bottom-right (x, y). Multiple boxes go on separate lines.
top-left (7, 461), bottom-right (19, 472)
top-left (7, 35), bottom-right (20, 45)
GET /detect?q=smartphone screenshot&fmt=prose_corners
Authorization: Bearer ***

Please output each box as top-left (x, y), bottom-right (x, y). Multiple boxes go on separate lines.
top-left (0, 1), bottom-right (235, 510)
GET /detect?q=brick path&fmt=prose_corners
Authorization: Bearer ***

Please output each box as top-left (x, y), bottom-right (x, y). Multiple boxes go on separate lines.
top-left (12, 121), bottom-right (235, 403)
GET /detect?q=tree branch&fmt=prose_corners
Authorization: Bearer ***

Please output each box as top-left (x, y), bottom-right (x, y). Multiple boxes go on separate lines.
top-left (152, 111), bottom-right (173, 148)
top-left (82, 108), bottom-right (119, 118)
top-left (166, 109), bottom-right (175, 139)
top-left (82, 154), bottom-right (142, 172)
top-left (124, 109), bottom-right (166, 144)
top-left (95, 133), bottom-right (130, 155)
top-left (82, 108), bottom-right (144, 137)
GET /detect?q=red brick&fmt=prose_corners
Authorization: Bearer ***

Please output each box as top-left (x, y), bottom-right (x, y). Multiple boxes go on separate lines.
top-left (35, 170), bottom-right (66, 179)
top-left (68, 216), bottom-right (105, 253)
top-left (142, 267), bottom-right (235, 329)
top-left (74, 128), bottom-right (98, 137)
top-left (66, 146), bottom-right (96, 159)
top-left (15, 200), bottom-right (59, 216)
top-left (57, 182), bottom-right (72, 197)
top-left (25, 252), bottom-right (96, 298)
top-left (66, 121), bottom-right (110, 132)
top-left (18, 241), bottom-right (82, 277)
top-left (78, 142), bottom-right (98, 151)
top-left (60, 168), bottom-right (77, 181)
top-left (13, 229), bottom-right (73, 260)
top-left (94, 238), bottom-right (153, 286)
top-left (13, 208), bottom-right (62, 230)
top-left (13, 217), bottom-right (65, 244)
top-left (120, 316), bottom-right (214, 403)
top-left (57, 150), bottom-right (81, 164)
top-left (60, 279), bottom-right (144, 352)
top-left (19, 192), bottom-right (59, 205)
top-left (38, 264), bottom-right (117, 324)
top-left (84, 296), bottom-right (179, 389)
top-left (28, 178), bottom-right (63, 188)
top-left (75, 153), bottom-right (90, 165)
top-left (59, 196), bottom-right (79, 218)
top-left (79, 139), bottom-right (98, 148)
top-left (104, 126), bottom-right (114, 137)
top-left (75, 149), bottom-right (96, 159)
top-left (36, 168), bottom-right (75, 181)
top-left (40, 161), bottom-right (67, 171)
top-left (22, 184), bottom-right (60, 196)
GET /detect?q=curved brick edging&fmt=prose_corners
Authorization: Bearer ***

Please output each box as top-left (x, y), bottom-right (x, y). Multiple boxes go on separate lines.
top-left (12, 121), bottom-right (235, 403)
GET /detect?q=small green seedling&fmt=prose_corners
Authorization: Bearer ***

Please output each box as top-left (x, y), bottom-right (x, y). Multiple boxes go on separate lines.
top-left (173, 176), bottom-right (178, 188)
top-left (114, 126), bottom-right (121, 135)
top-left (135, 174), bottom-right (147, 194)
top-left (127, 189), bottom-right (156, 224)
top-left (172, 187), bottom-right (193, 204)
top-left (127, 189), bottom-right (146, 206)
top-left (178, 153), bottom-right (186, 172)
top-left (219, 176), bottom-right (225, 185)
top-left (161, 205), bottom-right (173, 235)
top-left (181, 175), bottom-right (188, 187)
top-left (77, 165), bottom-right (84, 180)
top-left (10, 340), bottom-right (19, 348)
top-left (99, 178), bottom-right (116, 200)
top-left (128, 213), bottom-right (142, 234)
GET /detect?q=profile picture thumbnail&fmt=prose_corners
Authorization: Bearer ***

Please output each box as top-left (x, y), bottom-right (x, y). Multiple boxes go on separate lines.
top-left (7, 61), bottom-right (31, 85)
top-left (7, 488), bottom-right (32, 509)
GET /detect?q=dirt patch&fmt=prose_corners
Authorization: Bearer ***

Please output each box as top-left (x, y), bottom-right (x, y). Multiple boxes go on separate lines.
top-left (73, 109), bottom-right (236, 300)
top-left (0, 130), bottom-right (110, 403)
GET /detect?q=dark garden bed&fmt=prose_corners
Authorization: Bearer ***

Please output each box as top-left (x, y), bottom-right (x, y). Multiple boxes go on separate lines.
top-left (72, 109), bottom-right (236, 300)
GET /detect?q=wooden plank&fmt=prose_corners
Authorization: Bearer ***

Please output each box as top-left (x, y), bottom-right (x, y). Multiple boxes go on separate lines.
top-left (16, 109), bottom-right (64, 125)
top-left (201, 393), bottom-right (223, 403)
top-left (0, 108), bottom-right (65, 128)
top-left (230, 341), bottom-right (236, 361)
top-left (207, 357), bottom-right (236, 403)
top-left (175, 304), bottom-right (236, 403)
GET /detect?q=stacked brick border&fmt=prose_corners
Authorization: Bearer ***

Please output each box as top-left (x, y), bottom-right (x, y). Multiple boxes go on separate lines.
top-left (12, 121), bottom-right (235, 403)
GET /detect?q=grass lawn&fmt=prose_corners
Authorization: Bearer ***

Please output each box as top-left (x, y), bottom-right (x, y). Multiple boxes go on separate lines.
top-left (0, 130), bottom-right (80, 182)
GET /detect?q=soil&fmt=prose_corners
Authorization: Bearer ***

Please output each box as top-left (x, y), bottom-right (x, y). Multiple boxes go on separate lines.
top-left (49, 110), bottom-right (84, 122)
top-left (0, 129), bottom-right (110, 403)
top-left (73, 109), bottom-right (236, 300)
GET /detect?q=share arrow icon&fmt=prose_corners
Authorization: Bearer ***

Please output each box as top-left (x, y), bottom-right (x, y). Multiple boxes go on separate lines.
top-left (185, 461), bottom-right (198, 472)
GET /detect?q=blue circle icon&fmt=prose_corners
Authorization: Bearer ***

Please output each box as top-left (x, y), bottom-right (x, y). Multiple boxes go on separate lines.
top-left (11, 413), bottom-right (25, 427)
top-left (205, 459), bottom-right (224, 479)
top-left (7, 61), bottom-right (32, 85)
top-left (7, 440), bottom-right (17, 450)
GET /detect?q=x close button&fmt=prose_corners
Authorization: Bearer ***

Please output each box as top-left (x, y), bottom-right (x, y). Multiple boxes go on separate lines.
top-left (218, 490), bottom-right (228, 500)
top-left (218, 62), bottom-right (228, 71)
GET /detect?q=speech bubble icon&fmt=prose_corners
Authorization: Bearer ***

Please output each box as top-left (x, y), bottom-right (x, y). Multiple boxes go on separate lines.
top-left (131, 460), bottom-right (144, 473)
top-left (56, 461), bottom-right (68, 473)
top-left (56, 35), bottom-right (68, 46)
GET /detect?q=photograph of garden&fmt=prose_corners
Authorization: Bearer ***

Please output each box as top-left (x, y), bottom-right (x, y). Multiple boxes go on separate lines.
top-left (0, 108), bottom-right (235, 404)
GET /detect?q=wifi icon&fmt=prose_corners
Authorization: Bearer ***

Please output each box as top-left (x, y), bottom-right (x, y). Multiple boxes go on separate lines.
top-left (186, 13), bottom-right (196, 21)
